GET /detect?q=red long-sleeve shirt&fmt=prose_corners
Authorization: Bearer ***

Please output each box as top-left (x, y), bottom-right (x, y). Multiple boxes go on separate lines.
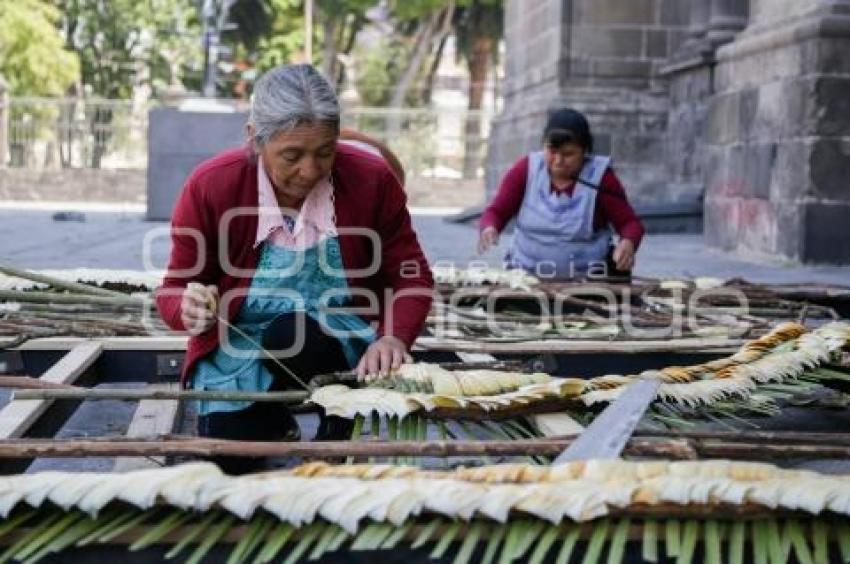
top-left (155, 144), bottom-right (433, 385)
top-left (480, 156), bottom-right (645, 246)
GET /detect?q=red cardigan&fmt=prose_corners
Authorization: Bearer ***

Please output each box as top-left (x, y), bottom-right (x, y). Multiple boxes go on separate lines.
top-left (155, 144), bottom-right (434, 384)
top-left (480, 156), bottom-right (645, 246)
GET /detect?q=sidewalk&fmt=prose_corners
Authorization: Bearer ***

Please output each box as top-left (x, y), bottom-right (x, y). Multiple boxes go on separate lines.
top-left (1, 207), bottom-right (850, 285)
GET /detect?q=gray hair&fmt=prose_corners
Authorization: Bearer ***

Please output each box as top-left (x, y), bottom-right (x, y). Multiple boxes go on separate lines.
top-left (249, 64), bottom-right (340, 147)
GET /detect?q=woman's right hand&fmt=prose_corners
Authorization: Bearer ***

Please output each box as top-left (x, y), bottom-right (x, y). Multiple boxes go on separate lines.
top-left (181, 282), bottom-right (219, 336)
top-left (477, 226), bottom-right (500, 255)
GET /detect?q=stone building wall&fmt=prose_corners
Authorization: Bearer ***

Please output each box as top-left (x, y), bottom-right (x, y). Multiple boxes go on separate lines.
top-left (486, 0), bottom-right (850, 263)
top-left (704, 0), bottom-right (850, 262)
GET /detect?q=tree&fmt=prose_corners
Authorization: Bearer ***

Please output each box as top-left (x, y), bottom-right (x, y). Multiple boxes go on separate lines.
top-left (454, 0), bottom-right (502, 178)
top-left (249, 0), bottom-right (308, 78)
top-left (314, 0), bottom-right (373, 87)
top-left (56, 0), bottom-right (201, 100)
top-left (353, 37), bottom-right (408, 106)
top-left (0, 0), bottom-right (79, 96)
top-left (227, 0), bottom-right (372, 94)
top-left (55, 0), bottom-right (201, 167)
top-left (384, 0), bottom-right (455, 108)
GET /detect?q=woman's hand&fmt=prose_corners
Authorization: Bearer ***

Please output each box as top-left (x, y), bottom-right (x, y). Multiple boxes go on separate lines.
top-left (612, 239), bottom-right (636, 271)
top-left (477, 226), bottom-right (500, 255)
top-left (357, 336), bottom-right (413, 382)
top-left (181, 282), bottom-right (219, 336)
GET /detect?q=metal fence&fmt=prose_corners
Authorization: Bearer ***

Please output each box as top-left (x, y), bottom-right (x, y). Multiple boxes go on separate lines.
top-left (343, 106), bottom-right (493, 184)
top-left (3, 97), bottom-right (148, 170)
top-left (0, 96), bottom-right (493, 193)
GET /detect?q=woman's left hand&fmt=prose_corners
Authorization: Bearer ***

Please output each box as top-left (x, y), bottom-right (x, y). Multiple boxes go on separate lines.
top-left (357, 336), bottom-right (413, 382)
top-left (612, 239), bottom-right (636, 271)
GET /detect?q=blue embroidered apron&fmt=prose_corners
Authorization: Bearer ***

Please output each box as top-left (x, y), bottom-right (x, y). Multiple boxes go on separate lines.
top-left (192, 237), bottom-right (376, 415)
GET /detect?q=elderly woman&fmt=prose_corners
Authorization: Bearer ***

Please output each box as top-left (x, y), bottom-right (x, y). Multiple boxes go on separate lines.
top-left (478, 108), bottom-right (644, 279)
top-left (155, 64), bottom-right (433, 473)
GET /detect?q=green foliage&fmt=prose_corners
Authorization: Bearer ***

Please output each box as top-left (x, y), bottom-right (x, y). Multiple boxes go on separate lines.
top-left (252, 0), bottom-right (308, 76)
top-left (0, 0), bottom-right (79, 96)
top-left (353, 37), bottom-right (409, 106)
top-left (388, 0), bottom-right (449, 22)
top-left (454, 0), bottom-right (503, 63)
top-left (55, 0), bottom-right (201, 99)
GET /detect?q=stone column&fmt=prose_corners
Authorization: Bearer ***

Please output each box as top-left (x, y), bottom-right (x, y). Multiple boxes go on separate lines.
top-left (659, 0), bottom-right (748, 206)
top-left (0, 75), bottom-right (8, 169)
top-left (684, 0), bottom-right (711, 54)
top-left (705, 0), bottom-right (850, 263)
top-left (706, 0), bottom-right (749, 48)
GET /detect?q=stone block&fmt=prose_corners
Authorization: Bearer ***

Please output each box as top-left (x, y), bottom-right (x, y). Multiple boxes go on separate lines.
top-left (771, 140), bottom-right (809, 202)
top-left (594, 133), bottom-right (613, 156)
top-left (813, 37), bottom-right (850, 75)
top-left (703, 146), bottom-right (729, 196)
top-left (611, 162), bottom-right (668, 203)
top-left (614, 134), bottom-right (665, 164)
top-left (772, 202), bottom-right (805, 260)
top-left (742, 143), bottom-right (777, 200)
top-left (576, 0), bottom-right (658, 25)
top-left (560, 57), bottom-right (593, 78)
top-left (639, 111), bottom-right (669, 133)
top-left (591, 59), bottom-right (653, 78)
top-left (660, 0), bottom-right (690, 26)
top-left (706, 92), bottom-right (740, 144)
top-left (672, 65), bottom-right (713, 103)
top-left (571, 27), bottom-right (645, 58)
top-left (668, 30), bottom-right (690, 52)
top-left (813, 76), bottom-right (850, 137)
top-left (645, 30), bottom-right (669, 58)
top-left (704, 196), bottom-right (740, 250)
top-left (810, 138), bottom-right (850, 200)
top-left (737, 88), bottom-right (758, 141)
top-left (722, 144), bottom-right (746, 196)
top-left (749, 0), bottom-right (822, 26)
top-left (801, 202), bottom-right (850, 263)
top-left (736, 197), bottom-right (778, 255)
top-left (750, 80), bottom-right (808, 140)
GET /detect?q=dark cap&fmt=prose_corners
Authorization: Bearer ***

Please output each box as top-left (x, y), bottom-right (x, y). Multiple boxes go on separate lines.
top-left (543, 108), bottom-right (594, 152)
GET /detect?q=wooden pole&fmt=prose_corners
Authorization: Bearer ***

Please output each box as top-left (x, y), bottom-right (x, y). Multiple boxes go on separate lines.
top-left (638, 429), bottom-right (850, 446)
top-left (414, 336), bottom-right (744, 354)
top-left (0, 434), bottom-right (847, 460)
top-left (0, 376), bottom-right (77, 390)
top-left (0, 290), bottom-right (145, 307)
top-left (11, 388), bottom-right (309, 403)
top-left (0, 436), bottom-right (692, 459)
top-left (0, 262), bottom-right (126, 298)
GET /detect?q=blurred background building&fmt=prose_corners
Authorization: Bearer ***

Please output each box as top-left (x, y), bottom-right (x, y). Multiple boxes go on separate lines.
top-left (486, 0), bottom-right (850, 263)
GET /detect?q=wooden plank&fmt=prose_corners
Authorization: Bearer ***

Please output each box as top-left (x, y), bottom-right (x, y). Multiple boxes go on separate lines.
top-left (13, 388), bottom-right (307, 403)
top-left (0, 341), bottom-right (102, 439)
top-left (415, 336), bottom-right (743, 354)
top-left (16, 336), bottom-right (188, 351)
top-left (113, 384), bottom-right (183, 472)
top-left (17, 334), bottom-right (744, 355)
